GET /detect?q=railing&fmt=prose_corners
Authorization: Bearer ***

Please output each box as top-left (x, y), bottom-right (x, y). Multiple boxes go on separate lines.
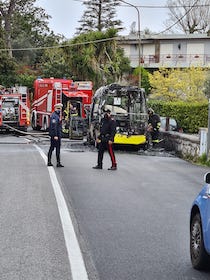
top-left (128, 54), bottom-right (210, 68)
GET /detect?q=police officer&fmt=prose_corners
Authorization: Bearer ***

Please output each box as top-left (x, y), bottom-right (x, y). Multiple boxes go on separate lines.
top-left (92, 109), bottom-right (117, 170)
top-left (147, 107), bottom-right (161, 148)
top-left (47, 103), bottom-right (64, 167)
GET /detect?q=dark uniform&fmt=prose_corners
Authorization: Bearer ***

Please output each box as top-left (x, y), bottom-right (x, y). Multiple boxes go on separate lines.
top-left (147, 108), bottom-right (161, 147)
top-left (47, 104), bottom-right (64, 167)
top-left (93, 110), bottom-right (117, 170)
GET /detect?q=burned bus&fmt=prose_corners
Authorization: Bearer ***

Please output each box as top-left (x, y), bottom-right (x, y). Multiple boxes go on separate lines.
top-left (88, 83), bottom-right (148, 150)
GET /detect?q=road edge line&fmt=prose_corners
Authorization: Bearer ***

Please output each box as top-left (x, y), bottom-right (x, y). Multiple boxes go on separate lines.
top-left (34, 144), bottom-right (89, 280)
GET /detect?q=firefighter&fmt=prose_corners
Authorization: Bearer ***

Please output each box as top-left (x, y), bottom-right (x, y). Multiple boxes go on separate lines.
top-left (47, 103), bottom-right (64, 167)
top-left (62, 101), bottom-right (72, 134)
top-left (147, 107), bottom-right (161, 148)
top-left (92, 109), bottom-right (117, 170)
top-left (70, 103), bottom-right (78, 117)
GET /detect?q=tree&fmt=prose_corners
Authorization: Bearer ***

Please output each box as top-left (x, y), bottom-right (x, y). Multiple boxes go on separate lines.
top-left (0, 0), bottom-right (65, 86)
top-left (0, 16), bottom-right (17, 86)
top-left (0, 53), bottom-right (17, 86)
top-left (40, 47), bottom-right (72, 79)
top-left (63, 29), bottom-right (130, 88)
top-left (125, 67), bottom-right (150, 92)
top-left (0, 0), bottom-right (55, 59)
top-left (76, 0), bottom-right (123, 34)
top-left (204, 72), bottom-right (210, 99)
top-left (148, 67), bottom-right (208, 102)
top-left (165, 0), bottom-right (210, 34)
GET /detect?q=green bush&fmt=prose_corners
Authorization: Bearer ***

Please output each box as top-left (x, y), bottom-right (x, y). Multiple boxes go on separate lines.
top-left (197, 153), bottom-right (210, 167)
top-left (147, 100), bottom-right (208, 133)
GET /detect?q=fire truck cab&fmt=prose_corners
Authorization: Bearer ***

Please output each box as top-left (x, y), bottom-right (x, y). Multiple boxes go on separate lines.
top-left (31, 78), bottom-right (93, 138)
top-left (0, 86), bottom-right (30, 132)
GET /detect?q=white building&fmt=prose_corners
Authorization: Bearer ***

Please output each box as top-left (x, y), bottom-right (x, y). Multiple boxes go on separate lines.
top-left (118, 33), bottom-right (210, 69)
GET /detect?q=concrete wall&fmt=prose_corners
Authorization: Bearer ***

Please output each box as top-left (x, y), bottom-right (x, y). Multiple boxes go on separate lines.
top-left (161, 131), bottom-right (200, 159)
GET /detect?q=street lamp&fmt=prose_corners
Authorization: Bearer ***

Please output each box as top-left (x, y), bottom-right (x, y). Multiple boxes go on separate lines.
top-left (119, 0), bottom-right (141, 88)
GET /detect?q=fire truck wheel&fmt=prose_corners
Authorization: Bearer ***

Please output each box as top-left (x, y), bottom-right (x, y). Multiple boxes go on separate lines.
top-left (43, 120), bottom-right (48, 131)
top-left (31, 116), bottom-right (36, 130)
top-left (31, 114), bottom-right (41, 130)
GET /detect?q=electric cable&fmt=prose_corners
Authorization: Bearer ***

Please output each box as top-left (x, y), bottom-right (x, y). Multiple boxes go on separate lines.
top-left (155, 0), bottom-right (201, 34)
top-left (0, 0), bottom-right (206, 52)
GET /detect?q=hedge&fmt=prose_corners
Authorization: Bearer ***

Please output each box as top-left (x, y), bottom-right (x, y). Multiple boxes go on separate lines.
top-left (147, 100), bottom-right (208, 134)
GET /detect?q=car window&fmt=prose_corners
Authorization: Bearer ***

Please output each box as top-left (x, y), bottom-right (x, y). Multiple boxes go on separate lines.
top-left (160, 116), bottom-right (178, 131)
top-left (160, 117), bottom-right (166, 129)
top-left (169, 118), bottom-right (178, 130)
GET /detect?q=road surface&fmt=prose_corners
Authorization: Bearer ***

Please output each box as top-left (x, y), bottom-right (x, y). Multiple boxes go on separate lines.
top-left (0, 135), bottom-right (210, 280)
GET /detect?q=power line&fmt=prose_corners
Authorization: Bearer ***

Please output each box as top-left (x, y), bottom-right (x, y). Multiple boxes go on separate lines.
top-left (134, 4), bottom-right (210, 8)
top-left (0, 37), bottom-right (118, 52)
top-left (0, 0), bottom-right (207, 52)
top-left (155, 0), bottom-right (201, 34)
top-left (73, 0), bottom-right (210, 8)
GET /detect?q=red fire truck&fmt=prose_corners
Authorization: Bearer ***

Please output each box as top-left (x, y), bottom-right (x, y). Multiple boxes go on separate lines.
top-left (0, 86), bottom-right (30, 132)
top-left (31, 78), bottom-right (93, 138)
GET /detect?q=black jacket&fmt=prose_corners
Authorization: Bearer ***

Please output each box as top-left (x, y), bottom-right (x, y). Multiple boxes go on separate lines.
top-left (99, 116), bottom-right (116, 142)
top-left (148, 113), bottom-right (161, 130)
top-left (49, 111), bottom-right (62, 138)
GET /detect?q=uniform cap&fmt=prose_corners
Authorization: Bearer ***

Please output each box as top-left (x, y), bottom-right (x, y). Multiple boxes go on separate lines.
top-left (54, 103), bottom-right (63, 108)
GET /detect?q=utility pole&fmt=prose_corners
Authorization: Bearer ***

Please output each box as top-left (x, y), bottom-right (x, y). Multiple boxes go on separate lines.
top-left (119, 0), bottom-right (141, 88)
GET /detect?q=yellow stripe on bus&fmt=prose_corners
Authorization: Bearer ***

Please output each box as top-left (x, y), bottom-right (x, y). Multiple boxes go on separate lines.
top-left (114, 134), bottom-right (146, 145)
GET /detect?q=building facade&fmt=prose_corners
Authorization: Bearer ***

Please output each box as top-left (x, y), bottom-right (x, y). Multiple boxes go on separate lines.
top-left (118, 33), bottom-right (210, 69)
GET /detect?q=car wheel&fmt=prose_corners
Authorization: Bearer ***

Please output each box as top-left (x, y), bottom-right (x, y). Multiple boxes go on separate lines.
top-left (190, 213), bottom-right (209, 269)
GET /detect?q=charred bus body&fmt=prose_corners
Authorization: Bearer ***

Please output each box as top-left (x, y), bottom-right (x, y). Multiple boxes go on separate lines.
top-left (88, 84), bottom-right (148, 150)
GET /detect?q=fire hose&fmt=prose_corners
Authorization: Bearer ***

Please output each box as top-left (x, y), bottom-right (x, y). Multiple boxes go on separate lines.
top-left (2, 123), bottom-right (50, 138)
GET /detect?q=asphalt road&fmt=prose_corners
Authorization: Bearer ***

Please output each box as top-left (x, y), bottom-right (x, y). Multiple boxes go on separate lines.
top-left (0, 136), bottom-right (72, 280)
top-left (1, 135), bottom-right (210, 280)
top-left (55, 144), bottom-right (210, 280)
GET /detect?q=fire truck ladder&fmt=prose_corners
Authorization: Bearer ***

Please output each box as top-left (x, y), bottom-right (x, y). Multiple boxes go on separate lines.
top-left (53, 81), bottom-right (63, 105)
top-left (20, 92), bottom-right (27, 120)
top-left (55, 88), bottom-right (62, 105)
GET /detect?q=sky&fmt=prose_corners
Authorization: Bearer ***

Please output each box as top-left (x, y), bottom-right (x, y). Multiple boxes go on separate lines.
top-left (35, 0), bottom-right (169, 39)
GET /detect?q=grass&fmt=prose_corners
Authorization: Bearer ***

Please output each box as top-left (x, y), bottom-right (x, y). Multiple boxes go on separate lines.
top-left (197, 153), bottom-right (210, 167)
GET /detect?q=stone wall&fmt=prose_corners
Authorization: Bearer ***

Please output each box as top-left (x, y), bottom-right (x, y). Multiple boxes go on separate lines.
top-left (161, 131), bottom-right (200, 159)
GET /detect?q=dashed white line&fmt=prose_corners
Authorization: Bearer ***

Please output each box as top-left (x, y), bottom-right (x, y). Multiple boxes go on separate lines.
top-left (35, 144), bottom-right (89, 280)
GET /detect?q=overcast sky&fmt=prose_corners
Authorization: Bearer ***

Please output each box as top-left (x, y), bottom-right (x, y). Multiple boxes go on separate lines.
top-left (36, 0), bottom-right (169, 39)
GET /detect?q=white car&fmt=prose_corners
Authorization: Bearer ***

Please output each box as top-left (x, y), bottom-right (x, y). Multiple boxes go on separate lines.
top-left (159, 116), bottom-right (183, 132)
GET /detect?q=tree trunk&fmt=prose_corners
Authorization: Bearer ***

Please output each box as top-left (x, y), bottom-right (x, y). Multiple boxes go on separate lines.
top-left (0, 0), bottom-right (16, 58)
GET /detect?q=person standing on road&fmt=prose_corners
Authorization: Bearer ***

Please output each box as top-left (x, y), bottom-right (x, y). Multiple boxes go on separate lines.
top-left (147, 108), bottom-right (161, 148)
top-left (92, 109), bottom-right (117, 170)
top-left (47, 103), bottom-right (64, 167)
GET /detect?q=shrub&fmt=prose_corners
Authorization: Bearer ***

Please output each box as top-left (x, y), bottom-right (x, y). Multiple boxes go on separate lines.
top-left (147, 100), bottom-right (208, 133)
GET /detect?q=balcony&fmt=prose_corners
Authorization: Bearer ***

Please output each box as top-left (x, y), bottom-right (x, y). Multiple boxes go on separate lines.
top-left (141, 54), bottom-right (210, 68)
top-left (128, 54), bottom-right (210, 68)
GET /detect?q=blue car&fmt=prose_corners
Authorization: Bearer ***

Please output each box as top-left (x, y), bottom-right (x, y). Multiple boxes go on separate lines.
top-left (190, 172), bottom-right (210, 269)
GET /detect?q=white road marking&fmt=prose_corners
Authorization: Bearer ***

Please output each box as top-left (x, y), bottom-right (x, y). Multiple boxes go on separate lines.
top-left (35, 145), bottom-right (89, 280)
